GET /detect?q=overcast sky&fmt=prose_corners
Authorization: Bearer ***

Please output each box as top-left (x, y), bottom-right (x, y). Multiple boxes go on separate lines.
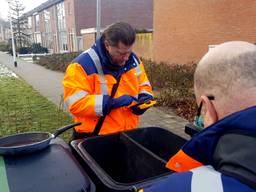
top-left (0, 0), bottom-right (47, 20)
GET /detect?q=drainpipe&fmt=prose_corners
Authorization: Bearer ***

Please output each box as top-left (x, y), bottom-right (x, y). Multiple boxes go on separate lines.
top-left (96, 0), bottom-right (101, 40)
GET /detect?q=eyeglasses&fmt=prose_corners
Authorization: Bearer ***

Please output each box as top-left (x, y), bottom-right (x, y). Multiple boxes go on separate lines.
top-left (194, 95), bottom-right (215, 130)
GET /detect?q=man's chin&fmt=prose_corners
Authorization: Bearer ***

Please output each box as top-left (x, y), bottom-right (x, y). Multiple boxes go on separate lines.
top-left (118, 62), bottom-right (126, 66)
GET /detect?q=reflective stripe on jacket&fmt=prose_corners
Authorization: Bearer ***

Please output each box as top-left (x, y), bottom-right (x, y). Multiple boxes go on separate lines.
top-left (63, 42), bottom-right (153, 135)
top-left (143, 165), bottom-right (255, 192)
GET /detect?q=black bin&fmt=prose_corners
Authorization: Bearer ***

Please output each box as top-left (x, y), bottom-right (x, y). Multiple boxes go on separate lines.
top-left (72, 127), bottom-right (187, 192)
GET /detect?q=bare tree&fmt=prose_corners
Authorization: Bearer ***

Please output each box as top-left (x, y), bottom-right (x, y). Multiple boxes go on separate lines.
top-left (8, 0), bottom-right (29, 48)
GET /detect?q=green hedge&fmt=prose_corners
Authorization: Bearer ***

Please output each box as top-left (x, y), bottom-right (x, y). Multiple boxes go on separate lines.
top-left (0, 42), bottom-right (10, 52)
top-left (18, 43), bottom-right (48, 54)
top-left (142, 59), bottom-right (197, 121)
top-left (35, 52), bottom-right (82, 72)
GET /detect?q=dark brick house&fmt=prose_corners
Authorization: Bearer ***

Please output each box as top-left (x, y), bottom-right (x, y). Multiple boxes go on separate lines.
top-left (22, 0), bottom-right (153, 53)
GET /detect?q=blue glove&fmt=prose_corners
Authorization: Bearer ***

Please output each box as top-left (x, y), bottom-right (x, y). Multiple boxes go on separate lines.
top-left (138, 93), bottom-right (153, 102)
top-left (112, 95), bottom-right (138, 108)
top-left (102, 95), bottom-right (113, 116)
top-left (102, 95), bottom-right (138, 116)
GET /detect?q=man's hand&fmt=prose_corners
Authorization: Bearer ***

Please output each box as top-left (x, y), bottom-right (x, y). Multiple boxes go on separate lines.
top-left (138, 93), bottom-right (153, 102)
top-left (112, 95), bottom-right (138, 108)
top-left (131, 93), bottom-right (154, 115)
top-left (102, 95), bottom-right (137, 116)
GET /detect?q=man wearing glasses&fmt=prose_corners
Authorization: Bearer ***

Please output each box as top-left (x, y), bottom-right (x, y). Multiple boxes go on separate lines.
top-left (63, 22), bottom-right (153, 139)
top-left (141, 41), bottom-right (256, 192)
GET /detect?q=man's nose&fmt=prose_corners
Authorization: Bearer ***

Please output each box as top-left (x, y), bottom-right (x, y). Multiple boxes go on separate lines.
top-left (122, 53), bottom-right (130, 61)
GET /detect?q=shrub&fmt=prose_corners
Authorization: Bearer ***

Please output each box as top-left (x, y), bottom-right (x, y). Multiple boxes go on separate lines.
top-left (0, 42), bottom-right (10, 52)
top-left (8, 43), bottom-right (48, 55)
top-left (18, 47), bottom-right (31, 54)
top-left (142, 58), bottom-right (197, 121)
top-left (30, 43), bottom-right (48, 54)
top-left (36, 52), bottom-right (82, 72)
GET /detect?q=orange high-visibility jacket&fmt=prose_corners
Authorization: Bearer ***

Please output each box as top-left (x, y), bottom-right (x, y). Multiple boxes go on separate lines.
top-left (63, 39), bottom-right (153, 135)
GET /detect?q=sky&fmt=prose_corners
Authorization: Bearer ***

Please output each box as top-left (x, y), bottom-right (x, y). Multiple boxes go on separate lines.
top-left (0, 0), bottom-right (47, 20)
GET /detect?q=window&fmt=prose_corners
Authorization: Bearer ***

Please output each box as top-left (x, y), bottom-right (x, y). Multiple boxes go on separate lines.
top-left (56, 2), bottom-right (67, 52)
top-left (43, 10), bottom-right (53, 49)
top-left (56, 2), bottom-right (66, 31)
top-left (44, 10), bottom-right (51, 33)
top-left (35, 33), bottom-right (42, 44)
top-left (28, 17), bottom-right (32, 29)
top-left (59, 31), bottom-right (68, 51)
top-left (35, 14), bottom-right (40, 32)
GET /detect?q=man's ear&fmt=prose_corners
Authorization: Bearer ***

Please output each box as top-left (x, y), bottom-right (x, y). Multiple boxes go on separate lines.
top-left (201, 95), bottom-right (218, 127)
top-left (104, 40), bottom-right (110, 51)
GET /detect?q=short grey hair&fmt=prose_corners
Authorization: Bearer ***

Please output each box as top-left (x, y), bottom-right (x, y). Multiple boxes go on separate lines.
top-left (194, 41), bottom-right (256, 99)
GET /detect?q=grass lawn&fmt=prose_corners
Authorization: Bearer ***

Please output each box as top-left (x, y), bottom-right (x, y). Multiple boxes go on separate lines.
top-left (0, 74), bottom-right (73, 141)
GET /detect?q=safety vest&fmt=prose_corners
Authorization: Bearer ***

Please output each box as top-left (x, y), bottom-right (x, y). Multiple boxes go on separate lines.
top-left (63, 47), bottom-right (153, 135)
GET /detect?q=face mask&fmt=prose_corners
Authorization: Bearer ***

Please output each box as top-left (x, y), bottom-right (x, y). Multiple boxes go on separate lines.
top-left (194, 95), bottom-right (215, 131)
top-left (194, 115), bottom-right (204, 131)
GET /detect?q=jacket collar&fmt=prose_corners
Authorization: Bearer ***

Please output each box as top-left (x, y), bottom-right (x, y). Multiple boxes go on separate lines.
top-left (92, 38), bottom-right (111, 68)
top-left (182, 106), bottom-right (256, 165)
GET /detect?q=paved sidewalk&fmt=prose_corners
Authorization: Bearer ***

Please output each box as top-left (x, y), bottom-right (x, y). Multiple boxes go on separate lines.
top-left (0, 52), bottom-right (189, 139)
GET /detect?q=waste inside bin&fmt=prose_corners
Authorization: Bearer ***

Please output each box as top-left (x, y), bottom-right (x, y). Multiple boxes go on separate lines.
top-left (71, 127), bottom-right (186, 192)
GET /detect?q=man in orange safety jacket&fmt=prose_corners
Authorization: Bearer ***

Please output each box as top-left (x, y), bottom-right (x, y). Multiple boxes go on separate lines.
top-left (63, 22), bottom-right (153, 139)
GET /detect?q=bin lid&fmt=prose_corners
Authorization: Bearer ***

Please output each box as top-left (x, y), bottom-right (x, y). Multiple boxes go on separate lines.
top-left (0, 139), bottom-right (95, 192)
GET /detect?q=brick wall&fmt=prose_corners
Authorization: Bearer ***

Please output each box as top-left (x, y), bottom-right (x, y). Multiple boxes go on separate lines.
top-left (153, 0), bottom-right (256, 64)
top-left (75, 0), bottom-right (153, 36)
